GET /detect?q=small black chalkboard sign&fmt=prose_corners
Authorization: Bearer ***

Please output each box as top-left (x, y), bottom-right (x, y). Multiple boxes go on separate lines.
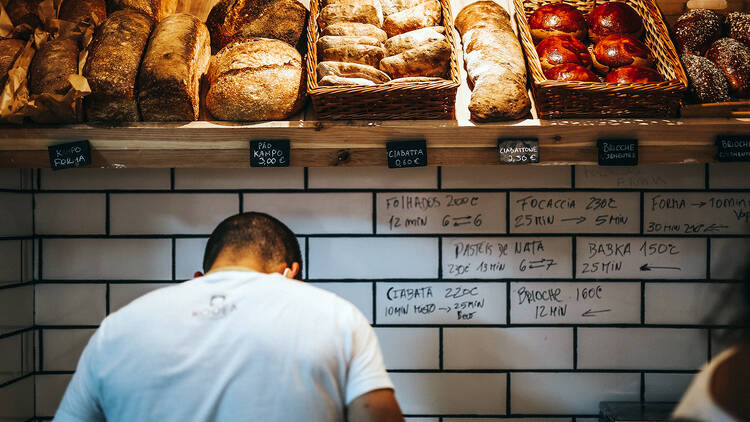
top-left (386, 140), bottom-right (427, 168)
top-left (48, 140), bottom-right (91, 171)
top-left (498, 138), bottom-right (539, 164)
top-left (597, 139), bottom-right (638, 166)
top-left (250, 140), bottom-right (290, 167)
top-left (716, 135), bottom-right (750, 162)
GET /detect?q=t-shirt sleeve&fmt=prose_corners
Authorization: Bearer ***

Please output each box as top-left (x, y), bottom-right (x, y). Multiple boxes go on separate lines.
top-left (53, 326), bottom-right (106, 422)
top-left (344, 308), bottom-right (394, 405)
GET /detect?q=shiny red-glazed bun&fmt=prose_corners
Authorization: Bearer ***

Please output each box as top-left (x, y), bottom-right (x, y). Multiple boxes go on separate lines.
top-left (605, 65), bottom-right (664, 83)
top-left (545, 63), bottom-right (600, 81)
top-left (588, 2), bottom-right (643, 43)
top-left (536, 34), bottom-right (592, 71)
top-left (529, 3), bottom-right (587, 43)
top-left (592, 34), bottom-right (653, 74)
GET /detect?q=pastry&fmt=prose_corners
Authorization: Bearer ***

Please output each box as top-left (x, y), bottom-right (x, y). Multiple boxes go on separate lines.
top-left (528, 2), bottom-right (587, 42)
top-left (545, 63), bottom-right (600, 81)
top-left (605, 65), bottom-right (664, 83)
top-left (672, 9), bottom-right (722, 55)
top-left (588, 2), bottom-right (643, 43)
top-left (681, 53), bottom-right (731, 103)
top-left (592, 34), bottom-right (653, 74)
top-left (536, 34), bottom-right (592, 71)
top-left (706, 37), bottom-right (750, 97)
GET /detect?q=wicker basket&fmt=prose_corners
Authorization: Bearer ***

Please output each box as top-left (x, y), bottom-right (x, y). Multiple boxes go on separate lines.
top-left (514, 0), bottom-right (688, 119)
top-left (306, 0), bottom-right (461, 120)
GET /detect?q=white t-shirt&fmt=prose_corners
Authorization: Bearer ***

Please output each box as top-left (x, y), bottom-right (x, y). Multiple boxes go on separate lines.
top-left (672, 347), bottom-right (739, 422)
top-left (54, 270), bottom-right (393, 422)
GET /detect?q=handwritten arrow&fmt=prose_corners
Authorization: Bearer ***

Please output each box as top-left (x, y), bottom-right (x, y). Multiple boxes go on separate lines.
top-left (690, 202), bottom-right (707, 208)
top-left (452, 216), bottom-right (473, 226)
top-left (529, 258), bottom-right (557, 270)
top-left (640, 264), bottom-right (682, 271)
top-left (438, 307), bottom-right (452, 313)
top-left (561, 216), bottom-right (586, 224)
top-left (582, 309), bottom-right (611, 317)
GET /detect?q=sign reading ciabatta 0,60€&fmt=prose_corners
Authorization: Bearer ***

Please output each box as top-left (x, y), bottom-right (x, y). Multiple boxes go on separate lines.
top-left (498, 138), bottom-right (539, 164)
top-left (386, 140), bottom-right (428, 168)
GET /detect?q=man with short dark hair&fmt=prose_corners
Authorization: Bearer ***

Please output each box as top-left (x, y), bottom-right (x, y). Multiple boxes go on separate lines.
top-left (55, 212), bottom-right (404, 422)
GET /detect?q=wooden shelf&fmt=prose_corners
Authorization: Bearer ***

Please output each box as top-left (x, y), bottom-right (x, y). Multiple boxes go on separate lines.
top-left (0, 117), bottom-right (747, 168)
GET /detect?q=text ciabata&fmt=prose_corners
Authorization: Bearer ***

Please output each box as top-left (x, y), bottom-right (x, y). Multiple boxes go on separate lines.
top-left (498, 138), bottom-right (539, 164)
top-left (386, 140), bottom-right (428, 168)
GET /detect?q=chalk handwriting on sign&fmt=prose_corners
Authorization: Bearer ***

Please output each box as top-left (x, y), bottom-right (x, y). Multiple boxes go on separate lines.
top-left (377, 282), bottom-right (506, 324)
top-left (250, 140), bottom-right (290, 167)
top-left (598, 139), bottom-right (638, 166)
top-left (498, 138), bottom-right (539, 164)
top-left (48, 140), bottom-right (92, 171)
top-left (386, 140), bottom-right (427, 168)
top-left (716, 135), bottom-right (750, 162)
top-left (644, 193), bottom-right (750, 235)
top-left (376, 192), bottom-right (506, 234)
top-left (509, 192), bottom-right (640, 234)
top-left (576, 237), bottom-right (707, 279)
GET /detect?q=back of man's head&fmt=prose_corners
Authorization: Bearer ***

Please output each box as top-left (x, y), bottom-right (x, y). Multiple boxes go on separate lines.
top-left (202, 212), bottom-right (302, 279)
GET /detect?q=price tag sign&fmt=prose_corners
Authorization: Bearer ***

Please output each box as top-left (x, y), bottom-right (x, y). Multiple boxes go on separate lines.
top-left (598, 139), bottom-right (638, 166)
top-left (250, 140), bottom-right (290, 167)
top-left (716, 135), bottom-right (750, 162)
top-left (386, 140), bottom-right (427, 168)
top-left (48, 140), bottom-right (92, 171)
top-left (498, 138), bottom-right (539, 164)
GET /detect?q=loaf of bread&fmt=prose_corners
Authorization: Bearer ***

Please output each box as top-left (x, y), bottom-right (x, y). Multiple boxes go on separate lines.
top-left (317, 34), bottom-right (382, 50)
top-left (318, 0), bottom-right (383, 30)
top-left (0, 39), bottom-right (25, 86)
top-left (319, 42), bottom-right (385, 66)
top-left (83, 9), bottom-right (154, 121)
top-left (682, 54), bottom-right (731, 103)
top-left (384, 26), bottom-right (444, 56)
top-left (380, 0), bottom-right (423, 16)
top-left (319, 75), bottom-right (376, 85)
top-left (206, 38), bottom-right (306, 121)
top-left (58, 0), bottom-right (106, 24)
top-left (672, 9), bottom-right (722, 55)
top-left (379, 38), bottom-right (450, 78)
top-left (206, 0), bottom-right (308, 53)
top-left (382, 0), bottom-right (441, 37)
top-left (29, 39), bottom-right (79, 95)
top-left (137, 13), bottom-right (209, 121)
top-left (726, 12), bottom-right (750, 47)
top-left (106, 0), bottom-right (177, 21)
top-left (321, 22), bottom-right (387, 42)
top-left (6, 0), bottom-right (42, 37)
top-left (706, 37), bottom-right (750, 97)
top-left (317, 60), bottom-right (391, 84)
top-left (455, 1), bottom-right (530, 121)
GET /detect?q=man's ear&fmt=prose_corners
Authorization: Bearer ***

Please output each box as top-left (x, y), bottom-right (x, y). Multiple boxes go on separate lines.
top-left (282, 262), bottom-right (301, 280)
top-left (194, 271), bottom-right (204, 278)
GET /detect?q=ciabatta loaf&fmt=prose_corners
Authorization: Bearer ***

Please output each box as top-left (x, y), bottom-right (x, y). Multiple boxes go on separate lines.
top-left (382, 0), bottom-right (440, 37)
top-left (379, 38), bottom-right (450, 78)
top-left (317, 60), bottom-right (391, 84)
top-left (321, 22), bottom-right (387, 42)
top-left (138, 13), bottom-right (210, 121)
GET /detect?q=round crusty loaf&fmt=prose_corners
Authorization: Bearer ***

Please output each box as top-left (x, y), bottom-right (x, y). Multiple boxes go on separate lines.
top-left (206, 38), bottom-right (306, 121)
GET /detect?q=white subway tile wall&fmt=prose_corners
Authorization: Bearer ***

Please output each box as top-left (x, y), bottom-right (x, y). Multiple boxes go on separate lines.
top-left (12, 164), bottom-right (750, 418)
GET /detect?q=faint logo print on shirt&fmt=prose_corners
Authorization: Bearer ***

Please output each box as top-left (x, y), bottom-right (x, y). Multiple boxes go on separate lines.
top-left (192, 294), bottom-right (237, 319)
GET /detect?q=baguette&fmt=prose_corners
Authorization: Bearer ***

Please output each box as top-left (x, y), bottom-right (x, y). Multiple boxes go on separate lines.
top-left (137, 13), bottom-right (210, 121)
top-left (384, 26), bottom-right (445, 56)
top-left (379, 38), bottom-right (450, 78)
top-left (29, 38), bottom-right (79, 95)
top-left (321, 22), bottom-right (387, 42)
top-left (58, 0), bottom-right (107, 24)
top-left (382, 0), bottom-right (440, 37)
top-left (83, 9), bottom-right (154, 121)
top-left (317, 61), bottom-right (391, 84)
top-left (206, 38), bottom-right (306, 121)
top-left (206, 0), bottom-right (308, 53)
top-left (106, 0), bottom-right (177, 21)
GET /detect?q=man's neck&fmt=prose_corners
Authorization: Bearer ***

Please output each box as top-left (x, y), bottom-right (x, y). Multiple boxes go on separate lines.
top-left (206, 265), bottom-right (261, 275)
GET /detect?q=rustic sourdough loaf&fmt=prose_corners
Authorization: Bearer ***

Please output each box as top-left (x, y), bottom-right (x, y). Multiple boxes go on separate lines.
top-left (29, 38), bottom-right (79, 95)
top-left (206, 38), bottom-right (306, 121)
top-left (106, 0), bottom-right (177, 21)
top-left (137, 13), bottom-right (210, 121)
top-left (83, 9), bottom-right (154, 121)
top-left (59, 0), bottom-right (107, 24)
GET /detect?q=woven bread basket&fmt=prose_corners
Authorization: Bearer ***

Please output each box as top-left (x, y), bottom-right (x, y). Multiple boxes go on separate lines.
top-left (306, 0), bottom-right (461, 119)
top-left (514, 0), bottom-right (688, 118)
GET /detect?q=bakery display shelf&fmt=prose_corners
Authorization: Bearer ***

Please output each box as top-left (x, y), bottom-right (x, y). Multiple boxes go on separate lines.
top-left (0, 117), bottom-right (747, 168)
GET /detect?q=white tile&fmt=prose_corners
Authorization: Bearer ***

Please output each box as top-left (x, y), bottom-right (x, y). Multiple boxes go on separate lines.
top-left (575, 165), bottom-right (705, 189)
top-left (374, 327), bottom-right (439, 369)
top-left (709, 163), bottom-right (750, 189)
top-left (443, 237), bottom-right (572, 279)
top-left (110, 193), bottom-right (238, 235)
top-left (43, 238), bottom-right (172, 280)
top-left (376, 282), bottom-right (506, 324)
top-left (444, 327), bottom-right (573, 370)
top-left (442, 166), bottom-right (571, 189)
top-left (644, 193), bottom-right (750, 235)
top-left (42, 329), bottom-right (96, 371)
top-left (0, 193), bottom-right (31, 237)
top-left (308, 167), bottom-right (437, 189)
top-left (309, 237), bottom-right (438, 279)
top-left (35, 284), bottom-right (106, 326)
top-left (645, 283), bottom-right (738, 324)
top-left (390, 372), bottom-right (506, 415)
top-left (174, 168), bottom-right (304, 189)
top-left (577, 237), bottom-right (707, 279)
top-left (644, 373), bottom-right (694, 402)
top-left (35, 194), bottom-right (106, 235)
top-left (243, 193), bottom-right (372, 234)
top-left (109, 283), bottom-right (174, 313)
top-left (0, 285), bottom-right (33, 333)
top-left (0, 168), bottom-right (21, 189)
top-left (578, 328), bottom-right (707, 370)
top-left (41, 168), bottom-right (170, 190)
top-left (376, 192), bottom-right (505, 234)
top-left (0, 334), bottom-right (22, 382)
top-left (36, 373), bottom-right (73, 417)
top-left (310, 282), bottom-right (373, 323)
top-left (710, 238), bottom-right (750, 280)
top-left (0, 376), bottom-right (34, 419)
top-left (511, 372), bottom-right (640, 414)
top-left (175, 238), bottom-right (208, 279)
top-left (0, 240), bottom-right (22, 283)
top-left (511, 282), bottom-right (640, 324)
top-left (510, 192), bottom-right (639, 234)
